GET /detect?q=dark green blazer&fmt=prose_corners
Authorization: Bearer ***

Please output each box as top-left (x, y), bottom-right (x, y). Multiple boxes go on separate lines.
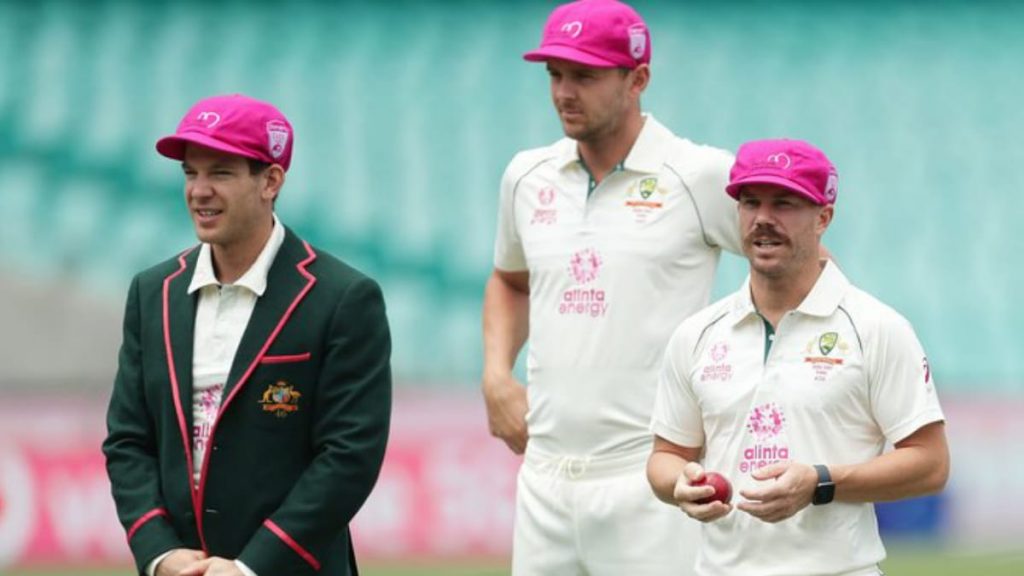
top-left (103, 228), bottom-right (392, 575)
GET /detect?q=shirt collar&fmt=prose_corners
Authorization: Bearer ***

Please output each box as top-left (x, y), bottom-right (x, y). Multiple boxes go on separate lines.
top-left (187, 213), bottom-right (286, 296)
top-left (554, 113), bottom-right (669, 174)
top-left (729, 259), bottom-right (850, 325)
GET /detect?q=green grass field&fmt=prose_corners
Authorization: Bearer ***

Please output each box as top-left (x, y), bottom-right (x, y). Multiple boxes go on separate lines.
top-left (8, 549), bottom-right (1024, 576)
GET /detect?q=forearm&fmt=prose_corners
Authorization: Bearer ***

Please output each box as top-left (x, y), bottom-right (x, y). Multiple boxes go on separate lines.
top-left (482, 270), bottom-right (529, 376)
top-left (647, 437), bottom-right (703, 505)
top-left (647, 450), bottom-right (690, 505)
top-left (831, 421), bottom-right (949, 503)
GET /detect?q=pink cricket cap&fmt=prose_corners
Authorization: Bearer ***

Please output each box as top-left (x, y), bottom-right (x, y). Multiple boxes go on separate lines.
top-left (726, 139), bottom-right (839, 205)
top-left (156, 94), bottom-right (294, 172)
top-left (523, 0), bottom-right (651, 69)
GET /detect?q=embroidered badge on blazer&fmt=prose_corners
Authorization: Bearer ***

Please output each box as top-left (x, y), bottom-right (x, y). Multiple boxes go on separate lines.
top-left (259, 381), bottom-right (302, 417)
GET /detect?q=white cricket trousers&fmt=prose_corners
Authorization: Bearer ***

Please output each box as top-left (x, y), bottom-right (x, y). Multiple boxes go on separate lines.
top-left (512, 446), bottom-right (700, 576)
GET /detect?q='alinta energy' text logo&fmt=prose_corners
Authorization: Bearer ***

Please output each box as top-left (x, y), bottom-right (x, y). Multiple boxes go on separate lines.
top-left (701, 341), bottom-right (733, 383)
top-left (559, 248), bottom-right (608, 318)
top-left (741, 402), bottom-right (788, 473)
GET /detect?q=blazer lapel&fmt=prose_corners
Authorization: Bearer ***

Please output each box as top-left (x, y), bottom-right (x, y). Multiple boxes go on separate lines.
top-left (163, 247), bottom-right (199, 464)
top-left (221, 229), bottom-right (317, 409)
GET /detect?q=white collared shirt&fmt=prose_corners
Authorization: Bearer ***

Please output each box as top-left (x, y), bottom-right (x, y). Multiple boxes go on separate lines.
top-left (651, 261), bottom-right (945, 575)
top-left (493, 114), bottom-right (741, 458)
top-left (186, 213), bottom-right (285, 487)
top-left (146, 218), bottom-right (284, 576)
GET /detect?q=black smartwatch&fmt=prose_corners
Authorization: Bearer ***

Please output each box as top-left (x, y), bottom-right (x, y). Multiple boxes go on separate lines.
top-left (812, 464), bottom-right (835, 505)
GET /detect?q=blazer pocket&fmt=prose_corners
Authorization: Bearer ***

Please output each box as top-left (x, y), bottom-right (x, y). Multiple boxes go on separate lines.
top-left (260, 352), bottom-right (312, 365)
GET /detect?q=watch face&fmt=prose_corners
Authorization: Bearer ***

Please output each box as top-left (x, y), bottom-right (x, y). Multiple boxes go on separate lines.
top-left (813, 482), bottom-right (835, 505)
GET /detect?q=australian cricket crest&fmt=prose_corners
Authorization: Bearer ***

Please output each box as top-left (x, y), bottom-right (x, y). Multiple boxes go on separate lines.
top-left (259, 381), bottom-right (302, 417)
top-left (804, 331), bottom-right (849, 382)
top-left (624, 177), bottom-right (664, 223)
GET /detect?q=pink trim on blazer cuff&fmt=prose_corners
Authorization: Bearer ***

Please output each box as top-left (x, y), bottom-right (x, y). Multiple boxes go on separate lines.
top-left (263, 519), bottom-right (321, 571)
top-left (259, 352), bottom-right (312, 364)
top-left (127, 508), bottom-right (168, 542)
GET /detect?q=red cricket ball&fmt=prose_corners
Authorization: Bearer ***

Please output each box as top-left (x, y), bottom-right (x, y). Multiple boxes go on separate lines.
top-left (693, 471), bottom-right (732, 505)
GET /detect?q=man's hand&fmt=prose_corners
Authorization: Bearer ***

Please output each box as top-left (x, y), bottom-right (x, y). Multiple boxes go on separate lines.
top-left (178, 557), bottom-right (244, 576)
top-left (482, 370), bottom-right (529, 454)
top-left (672, 462), bottom-right (731, 522)
top-left (737, 461), bottom-right (817, 523)
top-left (154, 549), bottom-right (206, 576)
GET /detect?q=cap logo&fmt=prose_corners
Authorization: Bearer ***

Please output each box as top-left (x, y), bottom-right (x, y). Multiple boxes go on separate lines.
top-left (266, 120), bottom-right (289, 159)
top-left (196, 111), bottom-right (221, 129)
top-left (824, 171), bottom-right (838, 202)
top-left (560, 21), bottom-right (583, 38)
top-left (766, 153), bottom-right (792, 169)
top-left (628, 24), bottom-right (646, 59)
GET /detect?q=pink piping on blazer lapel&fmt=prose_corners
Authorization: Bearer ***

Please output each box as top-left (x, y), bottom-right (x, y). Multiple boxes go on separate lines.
top-left (161, 245), bottom-right (204, 549)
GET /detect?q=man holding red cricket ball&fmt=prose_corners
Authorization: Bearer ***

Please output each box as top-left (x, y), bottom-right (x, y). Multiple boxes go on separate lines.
top-left (647, 139), bottom-right (949, 575)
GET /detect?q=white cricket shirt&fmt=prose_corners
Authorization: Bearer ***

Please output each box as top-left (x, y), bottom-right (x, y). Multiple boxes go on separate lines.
top-left (651, 261), bottom-right (945, 576)
top-left (494, 115), bottom-right (741, 457)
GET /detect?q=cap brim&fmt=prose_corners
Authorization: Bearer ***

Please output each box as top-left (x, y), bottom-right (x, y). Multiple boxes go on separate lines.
top-left (523, 46), bottom-right (622, 68)
top-left (155, 132), bottom-right (260, 163)
top-left (725, 174), bottom-right (824, 205)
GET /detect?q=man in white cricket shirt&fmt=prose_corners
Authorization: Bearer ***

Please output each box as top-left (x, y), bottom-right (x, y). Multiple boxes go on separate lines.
top-left (481, 1), bottom-right (745, 574)
top-left (648, 138), bottom-right (950, 575)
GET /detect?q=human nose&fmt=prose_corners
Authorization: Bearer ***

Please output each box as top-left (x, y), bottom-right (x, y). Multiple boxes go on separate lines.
top-left (752, 203), bottom-right (776, 226)
top-left (187, 174), bottom-right (213, 200)
top-left (552, 77), bottom-right (574, 102)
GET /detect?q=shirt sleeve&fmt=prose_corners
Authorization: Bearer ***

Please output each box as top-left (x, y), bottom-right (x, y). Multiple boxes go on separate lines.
top-left (235, 559), bottom-right (258, 576)
top-left (687, 147), bottom-right (742, 255)
top-left (493, 155), bottom-right (528, 272)
top-left (867, 313), bottom-right (946, 443)
top-left (650, 328), bottom-right (706, 448)
top-left (146, 550), bottom-right (173, 576)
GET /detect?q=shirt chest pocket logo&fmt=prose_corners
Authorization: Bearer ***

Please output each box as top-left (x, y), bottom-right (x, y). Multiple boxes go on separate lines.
top-left (624, 177), bottom-right (666, 224)
top-left (803, 331), bottom-right (849, 382)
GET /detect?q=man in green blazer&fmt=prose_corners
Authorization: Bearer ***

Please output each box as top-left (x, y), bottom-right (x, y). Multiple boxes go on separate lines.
top-left (103, 94), bottom-right (392, 576)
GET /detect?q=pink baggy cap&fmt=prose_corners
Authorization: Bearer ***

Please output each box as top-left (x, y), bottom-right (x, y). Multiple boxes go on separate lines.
top-left (523, 0), bottom-right (650, 69)
top-left (726, 139), bottom-right (839, 205)
top-left (156, 94), bottom-right (294, 172)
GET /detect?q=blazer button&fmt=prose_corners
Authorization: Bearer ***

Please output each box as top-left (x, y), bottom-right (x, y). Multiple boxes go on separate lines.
top-left (205, 508), bottom-right (219, 515)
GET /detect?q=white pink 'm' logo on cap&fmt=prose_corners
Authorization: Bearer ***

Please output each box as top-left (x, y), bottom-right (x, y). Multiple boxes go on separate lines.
top-left (766, 153), bottom-right (791, 169)
top-left (196, 111), bottom-right (221, 128)
top-left (560, 21), bottom-right (583, 38)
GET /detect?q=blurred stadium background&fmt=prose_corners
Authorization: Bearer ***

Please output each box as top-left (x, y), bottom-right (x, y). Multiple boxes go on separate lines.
top-left (1, 0), bottom-right (1022, 574)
